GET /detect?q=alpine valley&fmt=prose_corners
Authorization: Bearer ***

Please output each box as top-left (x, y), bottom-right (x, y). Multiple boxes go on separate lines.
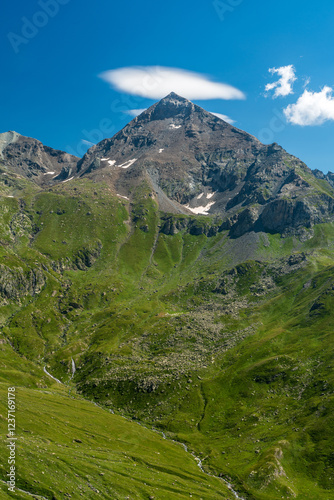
top-left (1, 93), bottom-right (334, 500)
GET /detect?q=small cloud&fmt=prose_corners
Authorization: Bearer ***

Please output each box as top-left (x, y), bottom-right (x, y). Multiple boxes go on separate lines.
top-left (265, 65), bottom-right (297, 98)
top-left (284, 86), bottom-right (334, 126)
top-left (210, 112), bottom-right (235, 124)
top-left (122, 109), bottom-right (147, 117)
top-left (81, 139), bottom-right (96, 146)
top-left (99, 66), bottom-right (246, 101)
top-left (302, 77), bottom-right (311, 89)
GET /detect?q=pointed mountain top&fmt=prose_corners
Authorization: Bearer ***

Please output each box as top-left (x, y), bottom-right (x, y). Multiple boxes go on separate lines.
top-left (160, 92), bottom-right (190, 102)
top-left (132, 93), bottom-right (233, 127)
top-left (138, 92), bottom-right (198, 122)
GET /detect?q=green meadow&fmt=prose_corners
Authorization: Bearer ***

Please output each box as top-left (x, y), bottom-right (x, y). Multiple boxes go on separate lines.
top-left (1, 172), bottom-right (334, 498)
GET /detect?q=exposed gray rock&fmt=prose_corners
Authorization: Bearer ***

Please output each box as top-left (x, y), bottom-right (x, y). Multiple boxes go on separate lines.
top-left (51, 241), bottom-right (102, 272)
top-left (0, 264), bottom-right (45, 303)
top-left (0, 132), bottom-right (79, 186)
top-left (75, 93), bottom-right (334, 237)
top-left (230, 207), bottom-right (260, 238)
top-left (313, 168), bottom-right (334, 188)
top-left (2, 95), bottom-right (334, 238)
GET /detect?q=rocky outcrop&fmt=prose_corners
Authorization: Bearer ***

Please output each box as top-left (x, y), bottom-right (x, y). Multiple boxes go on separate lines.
top-left (74, 93), bottom-right (334, 237)
top-left (0, 131), bottom-right (78, 186)
top-left (51, 241), bottom-right (102, 272)
top-left (229, 207), bottom-right (260, 238)
top-left (2, 95), bottom-right (334, 238)
top-left (259, 199), bottom-right (313, 233)
top-left (0, 264), bottom-right (45, 303)
top-left (160, 215), bottom-right (221, 237)
top-left (313, 169), bottom-right (334, 188)
top-left (213, 253), bottom-right (307, 297)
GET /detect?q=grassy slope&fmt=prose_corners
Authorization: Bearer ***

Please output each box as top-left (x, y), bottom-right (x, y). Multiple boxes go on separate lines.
top-left (1, 176), bottom-right (334, 498)
top-left (0, 382), bottom-right (230, 500)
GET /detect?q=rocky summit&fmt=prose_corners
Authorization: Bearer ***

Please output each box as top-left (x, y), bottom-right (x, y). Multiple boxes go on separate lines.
top-left (1, 94), bottom-right (334, 500)
top-left (2, 94), bottom-right (334, 238)
top-left (73, 93), bottom-right (334, 238)
top-left (0, 130), bottom-right (79, 185)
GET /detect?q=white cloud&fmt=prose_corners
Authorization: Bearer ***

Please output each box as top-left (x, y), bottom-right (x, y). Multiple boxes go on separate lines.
top-left (99, 66), bottom-right (245, 101)
top-left (303, 77), bottom-right (311, 89)
top-left (210, 112), bottom-right (235, 124)
top-left (122, 109), bottom-right (147, 117)
top-left (81, 139), bottom-right (96, 146)
top-left (265, 65), bottom-right (296, 98)
top-left (284, 86), bottom-right (334, 126)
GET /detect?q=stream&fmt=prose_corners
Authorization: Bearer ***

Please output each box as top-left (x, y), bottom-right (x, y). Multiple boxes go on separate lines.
top-left (43, 366), bottom-right (245, 499)
top-left (43, 366), bottom-right (63, 384)
top-left (69, 358), bottom-right (76, 381)
top-left (151, 425), bottom-right (246, 499)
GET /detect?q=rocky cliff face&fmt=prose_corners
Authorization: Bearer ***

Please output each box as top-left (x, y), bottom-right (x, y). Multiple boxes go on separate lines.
top-left (0, 263), bottom-right (45, 304)
top-left (2, 94), bottom-right (334, 238)
top-left (0, 131), bottom-right (78, 186)
top-left (76, 93), bottom-right (334, 237)
top-left (313, 168), bottom-right (334, 188)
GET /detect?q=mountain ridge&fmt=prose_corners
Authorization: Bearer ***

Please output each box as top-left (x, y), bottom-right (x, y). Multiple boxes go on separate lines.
top-left (1, 94), bottom-right (334, 498)
top-left (4, 92), bottom-right (331, 239)
top-left (0, 130), bottom-right (79, 186)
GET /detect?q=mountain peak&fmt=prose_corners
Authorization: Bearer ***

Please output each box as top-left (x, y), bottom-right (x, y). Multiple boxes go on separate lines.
top-left (0, 131), bottom-right (78, 184)
top-left (161, 92), bottom-right (190, 102)
top-left (143, 92), bottom-right (196, 122)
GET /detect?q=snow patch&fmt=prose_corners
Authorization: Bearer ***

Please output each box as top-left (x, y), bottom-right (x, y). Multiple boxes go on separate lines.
top-left (43, 171), bottom-right (55, 175)
top-left (169, 124), bottom-right (182, 129)
top-left (118, 158), bottom-right (137, 169)
top-left (117, 194), bottom-right (129, 200)
top-left (100, 158), bottom-right (110, 161)
top-left (62, 176), bottom-right (74, 183)
top-left (206, 192), bottom-right (216, 199)
top-left (197, 192), bottom-right (204, 199)
top-left (108, 160), bottom-right (116, 166)
top-left (159, 149), bottom-right (164, 153)
top-left (184, 201), bottom-right (216, 215)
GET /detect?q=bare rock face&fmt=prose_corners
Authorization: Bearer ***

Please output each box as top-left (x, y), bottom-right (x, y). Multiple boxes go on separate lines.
top-left (76, 92), bottom-right (265, 208)
top-left (0, 131), bottom-right (78, 186)
top-left (313, 168), bottom-right (334, 188)
top-left (229, 207), bottom-right (260, 238)
top-left (76, 93), bottom-right (334, 236)
top-left (0, 264), bottom-right (45, 304)
top-left (2, 94), bottom-right (334, 237)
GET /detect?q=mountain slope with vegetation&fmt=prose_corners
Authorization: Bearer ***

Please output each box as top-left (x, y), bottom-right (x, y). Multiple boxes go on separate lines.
top-left (1, 95), bottom-right (334, 499)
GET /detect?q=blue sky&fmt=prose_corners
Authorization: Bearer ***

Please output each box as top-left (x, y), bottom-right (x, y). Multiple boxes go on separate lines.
top-left (1, 0), bottom-right (334, 172)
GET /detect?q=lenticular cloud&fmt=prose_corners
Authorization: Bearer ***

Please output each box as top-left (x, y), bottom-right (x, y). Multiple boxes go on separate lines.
top-left (99, 66), bottom-right (245, 101)
top-left (209, 112), bottom-right (235, 124)
top-left (122, 109), bottom-right (147, 117)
